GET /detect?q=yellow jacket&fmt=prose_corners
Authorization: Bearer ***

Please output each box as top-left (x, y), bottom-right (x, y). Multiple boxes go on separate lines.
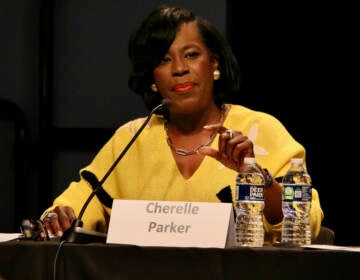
top-left (43, 104), bottom-right (323, 243)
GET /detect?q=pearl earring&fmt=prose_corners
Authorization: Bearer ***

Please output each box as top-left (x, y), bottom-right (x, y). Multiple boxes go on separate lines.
top-left (213, 69), bottom-right (221, 80)
top-left (150, 83), bottom-right (158, 92)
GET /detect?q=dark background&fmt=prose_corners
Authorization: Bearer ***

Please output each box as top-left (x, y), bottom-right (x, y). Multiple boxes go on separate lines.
top-left (228, 3), bottom-right (357, 246)
top-left (0, 1), bottom-right (356, 245)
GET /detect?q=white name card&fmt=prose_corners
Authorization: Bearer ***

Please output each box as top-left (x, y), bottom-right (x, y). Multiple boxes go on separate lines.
top-left (107, 199), bottom-right (235, 248)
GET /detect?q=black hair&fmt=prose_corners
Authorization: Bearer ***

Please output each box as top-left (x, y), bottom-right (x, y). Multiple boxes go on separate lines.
top-left (128, 6), bottom-right (241, 110)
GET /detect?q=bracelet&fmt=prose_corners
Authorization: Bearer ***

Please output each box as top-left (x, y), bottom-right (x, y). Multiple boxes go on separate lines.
top-left (262, 168), bottom-right (273, 188)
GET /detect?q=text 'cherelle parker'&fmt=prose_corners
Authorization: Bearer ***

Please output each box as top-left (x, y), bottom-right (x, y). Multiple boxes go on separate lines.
top-left (145, 202), bottom-right (199, 233)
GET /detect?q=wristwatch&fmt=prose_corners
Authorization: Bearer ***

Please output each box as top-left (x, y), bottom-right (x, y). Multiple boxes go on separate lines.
top-left (262, 168), bottom-right (273, 188)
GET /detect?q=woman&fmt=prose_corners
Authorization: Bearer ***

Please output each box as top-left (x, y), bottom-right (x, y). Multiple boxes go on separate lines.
top-left (42, 6), bottom-right (323, 244)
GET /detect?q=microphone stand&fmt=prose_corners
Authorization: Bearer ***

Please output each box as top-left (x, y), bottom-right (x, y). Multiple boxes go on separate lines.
top-left (60, 101), bottom-right (169, 243)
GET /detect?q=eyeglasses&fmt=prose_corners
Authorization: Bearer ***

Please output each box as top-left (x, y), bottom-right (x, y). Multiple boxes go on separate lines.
top-left (20, 219), bottom-right (50, 241)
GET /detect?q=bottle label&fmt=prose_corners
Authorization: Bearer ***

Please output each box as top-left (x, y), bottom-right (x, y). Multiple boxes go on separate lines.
top-left (282, 184), bottom-right (312, 202)
top-left (236, 184), bottom-right (264, 201)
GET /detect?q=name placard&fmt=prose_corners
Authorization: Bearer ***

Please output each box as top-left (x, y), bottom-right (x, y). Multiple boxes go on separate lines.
top-left (106, 199), bottom-right (235, 248)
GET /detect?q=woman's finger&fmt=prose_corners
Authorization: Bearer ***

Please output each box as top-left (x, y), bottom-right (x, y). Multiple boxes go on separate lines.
top-left (43, 212), bottom-right (63, 237)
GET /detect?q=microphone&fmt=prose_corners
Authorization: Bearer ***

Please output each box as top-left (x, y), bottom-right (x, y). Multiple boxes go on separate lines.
top-left (60, 99), bottom-right (171, 243)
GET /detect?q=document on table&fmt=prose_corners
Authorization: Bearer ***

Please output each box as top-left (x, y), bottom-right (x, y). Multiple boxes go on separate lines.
top-left (303, 244), bottom-right (360, 252)
top-left (0, 233), bottom-right (22, 242)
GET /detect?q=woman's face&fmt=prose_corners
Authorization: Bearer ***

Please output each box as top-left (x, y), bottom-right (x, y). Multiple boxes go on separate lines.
top-left (153, 22), bottom-right (219, 114)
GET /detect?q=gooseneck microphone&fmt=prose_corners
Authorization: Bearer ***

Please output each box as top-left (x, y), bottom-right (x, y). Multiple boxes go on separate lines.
top-left (60, 99), bottom-right (171, 243)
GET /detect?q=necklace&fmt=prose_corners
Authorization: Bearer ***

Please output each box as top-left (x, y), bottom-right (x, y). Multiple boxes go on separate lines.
top-left (164, 105), bottom-right (226, 156)
top-left (166, 131), bottom-right (217, 156)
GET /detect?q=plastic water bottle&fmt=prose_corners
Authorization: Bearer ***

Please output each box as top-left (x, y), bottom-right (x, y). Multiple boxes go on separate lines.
top-left (235, 157), bottom-right (265, 247)
top-left (281, 158), bottom-right (312, 245)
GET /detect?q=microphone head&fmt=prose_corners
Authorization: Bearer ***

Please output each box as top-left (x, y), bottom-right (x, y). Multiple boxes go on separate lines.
top-left (154, 99), bottom-right (172, 115)
top-left (161, 99), bottom-right (172, 110)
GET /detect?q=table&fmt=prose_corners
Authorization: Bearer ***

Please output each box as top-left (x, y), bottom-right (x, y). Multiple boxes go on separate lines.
top-left (1, 239), bottom-right (359, 280)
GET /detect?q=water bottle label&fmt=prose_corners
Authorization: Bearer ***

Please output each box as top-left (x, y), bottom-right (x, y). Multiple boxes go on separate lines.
top-left (283, 184), bottom-right (312, 202)
top-left (236, 184), bottom-right (264, 201)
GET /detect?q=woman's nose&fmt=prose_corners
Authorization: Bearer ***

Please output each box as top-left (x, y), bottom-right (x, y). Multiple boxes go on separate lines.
top-left (172, 57), bottom-right (189, 76)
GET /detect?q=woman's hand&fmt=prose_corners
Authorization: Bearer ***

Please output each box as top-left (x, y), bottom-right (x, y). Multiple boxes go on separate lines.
top-left (198, 124), bottom-right (254, 172)
top-left (199, 124), bottom-right (284, 224)
top-left (43, 206), bottom-right (76, 237)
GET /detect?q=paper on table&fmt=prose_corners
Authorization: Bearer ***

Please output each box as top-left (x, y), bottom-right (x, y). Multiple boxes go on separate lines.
top-left (0, 233), bottom-right (22, 242)
top-left (303, 244), bottom-right (360, 252)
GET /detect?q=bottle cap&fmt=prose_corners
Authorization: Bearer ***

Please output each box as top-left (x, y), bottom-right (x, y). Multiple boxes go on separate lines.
top-left (291, 158), bottom-right (303, 164)
top-left (244, 157), bottom-right (257, 164)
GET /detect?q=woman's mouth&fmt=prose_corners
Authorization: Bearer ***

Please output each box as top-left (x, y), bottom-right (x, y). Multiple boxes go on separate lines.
top-left (174, 83), bottom-right (194, 92)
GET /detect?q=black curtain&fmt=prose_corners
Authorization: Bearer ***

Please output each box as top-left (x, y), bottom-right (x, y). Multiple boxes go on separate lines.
top-left (227, 1), bottom-right (357, 245)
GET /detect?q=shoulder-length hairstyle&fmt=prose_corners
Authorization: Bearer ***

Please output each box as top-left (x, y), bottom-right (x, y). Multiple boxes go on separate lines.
top-left (128, 6), bottom-right (241, 111)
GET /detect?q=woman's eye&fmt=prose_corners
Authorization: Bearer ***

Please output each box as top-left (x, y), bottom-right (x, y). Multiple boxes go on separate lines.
top-left (185, 51), bottom-right (200, 59)
top-left (160, 56), bottom-right (171, 64)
